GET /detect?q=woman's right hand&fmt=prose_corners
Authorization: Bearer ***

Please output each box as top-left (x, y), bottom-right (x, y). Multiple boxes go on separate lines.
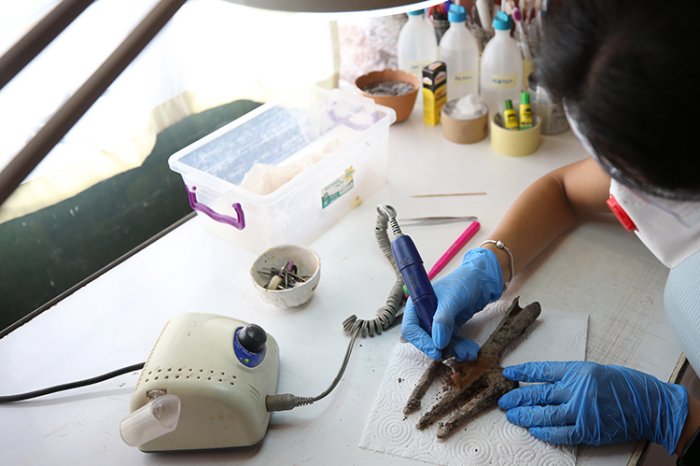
top-left (401, 248), bottom-right (504, 361)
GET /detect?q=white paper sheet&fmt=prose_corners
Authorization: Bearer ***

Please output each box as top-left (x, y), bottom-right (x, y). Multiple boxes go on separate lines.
top-left (359, 299), bottom-right (589, 466)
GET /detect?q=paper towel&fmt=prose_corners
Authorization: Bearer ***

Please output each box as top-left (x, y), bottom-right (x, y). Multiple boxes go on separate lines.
top-left (359, 299), bottom-right (588, 466)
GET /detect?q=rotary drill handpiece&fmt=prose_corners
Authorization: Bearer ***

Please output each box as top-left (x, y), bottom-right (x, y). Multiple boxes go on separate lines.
top-left (378, 205), bottom-right (438, 333)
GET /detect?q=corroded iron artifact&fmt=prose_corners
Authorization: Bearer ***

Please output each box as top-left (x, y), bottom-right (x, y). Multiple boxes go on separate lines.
top-left (404, 297), bottom-right (541, 439)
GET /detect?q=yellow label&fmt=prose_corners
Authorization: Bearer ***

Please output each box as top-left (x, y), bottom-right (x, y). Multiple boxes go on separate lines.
top-left (503, 108), bottom-right (518, 129)
top-left (321, 166), bottom-right (355, 209)
top-left (453, 72), bottom-right (474, 83)
top-left (519, 104), bottom-right (533, 128)
top-left (423, 88), bottom-right (446, 126)
top-left (490, 74), bottom-right (517, 89)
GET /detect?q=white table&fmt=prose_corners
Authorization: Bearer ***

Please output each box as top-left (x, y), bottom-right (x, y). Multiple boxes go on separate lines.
top-left (0, 107), bottom-right (682, 465)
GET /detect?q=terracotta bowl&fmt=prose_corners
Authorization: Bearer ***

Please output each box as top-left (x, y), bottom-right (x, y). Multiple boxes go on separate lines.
top-left (355, 69), bottom-right (419, 123)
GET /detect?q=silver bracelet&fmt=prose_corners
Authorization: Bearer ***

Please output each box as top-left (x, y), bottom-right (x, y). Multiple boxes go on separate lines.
top-left (480, 240), bottom-right (515, 290)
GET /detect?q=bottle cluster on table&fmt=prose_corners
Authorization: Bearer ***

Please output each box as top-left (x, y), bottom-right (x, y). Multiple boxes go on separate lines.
top-left (394, 1), bottom-right (568, 134)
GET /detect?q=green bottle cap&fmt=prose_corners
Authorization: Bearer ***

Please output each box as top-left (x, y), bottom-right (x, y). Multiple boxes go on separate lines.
top-left (504, 99), bottom-right (514, 110)
top-left (520, 91), bottom-right (531, 104)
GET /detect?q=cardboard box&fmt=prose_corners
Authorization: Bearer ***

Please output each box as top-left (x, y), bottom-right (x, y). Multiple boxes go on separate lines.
top-left (422, 61), bottom-right (447, 126)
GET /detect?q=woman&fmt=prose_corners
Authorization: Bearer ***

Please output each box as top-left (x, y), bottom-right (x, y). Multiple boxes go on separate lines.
top-left (401, 0), bottom-right (700, 460)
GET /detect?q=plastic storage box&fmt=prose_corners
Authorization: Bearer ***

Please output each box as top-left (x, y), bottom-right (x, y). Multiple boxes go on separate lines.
top-left (169, 90), bottom-right (396, 252)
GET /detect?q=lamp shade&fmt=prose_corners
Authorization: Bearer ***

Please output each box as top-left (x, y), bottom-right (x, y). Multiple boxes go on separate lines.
top-left (221, 0), bottom-right (446, 14)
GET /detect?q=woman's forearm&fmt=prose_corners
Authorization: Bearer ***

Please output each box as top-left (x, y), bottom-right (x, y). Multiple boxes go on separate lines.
top-left (676, 395), bottom-right (700, 455)
top-left (482, 157), bottom-right (611, 281)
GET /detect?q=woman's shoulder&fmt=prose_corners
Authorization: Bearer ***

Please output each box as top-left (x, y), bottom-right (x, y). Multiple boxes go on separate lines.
top-left (666, 252), bottom-right (700, 371)
top-left (667, 251), bottom-right (700, 310)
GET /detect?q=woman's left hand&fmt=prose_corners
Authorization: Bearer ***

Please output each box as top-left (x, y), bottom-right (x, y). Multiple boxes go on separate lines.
top-left (498, 361), bottom-right (688, 453)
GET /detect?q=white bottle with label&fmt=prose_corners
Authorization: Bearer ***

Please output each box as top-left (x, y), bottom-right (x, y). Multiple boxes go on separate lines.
top-left (397, 9), bottom-right (438, 82)
top-left (479, 11), bottom-right (523, 116)
top-left (438, 4), bottom-right (480, 100)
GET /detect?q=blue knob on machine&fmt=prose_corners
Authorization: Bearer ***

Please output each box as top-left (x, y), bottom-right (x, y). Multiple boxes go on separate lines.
top-left (233, 324), bottom-right (267, 368)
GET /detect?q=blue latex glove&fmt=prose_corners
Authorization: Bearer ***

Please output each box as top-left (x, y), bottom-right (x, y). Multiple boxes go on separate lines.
top-left (401, 248), bottom-right (504, 361)
top-left (498, 361), bottom-right (688, 453)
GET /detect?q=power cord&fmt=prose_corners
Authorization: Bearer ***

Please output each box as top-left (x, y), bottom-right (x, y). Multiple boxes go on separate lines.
top-left (267, 206), bottom-right (406, 411)
top-left (3, 208), bottom-right (405, 407)
top-left (0, 362), bottom-right (144, 403)
top-left (0, 330), bottom-right (360, 410)
top-left (265, 327), bottom-right (360, 411)
top-left (0, 329), bottom-right (358, 410)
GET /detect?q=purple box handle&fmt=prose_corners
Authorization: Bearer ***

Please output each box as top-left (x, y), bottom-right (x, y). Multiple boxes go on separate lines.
top-left (187, 186), bottom-right (245, 230)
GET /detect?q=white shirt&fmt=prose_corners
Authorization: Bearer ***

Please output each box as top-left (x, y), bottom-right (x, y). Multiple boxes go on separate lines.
top-left (610, 178), bottom-right (700, 372)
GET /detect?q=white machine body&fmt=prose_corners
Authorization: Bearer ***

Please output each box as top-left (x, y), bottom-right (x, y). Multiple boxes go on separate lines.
top-left (126, 313), bottom-right (279, 451)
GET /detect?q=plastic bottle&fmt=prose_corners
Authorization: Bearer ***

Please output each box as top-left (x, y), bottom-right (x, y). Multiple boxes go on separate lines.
top-left (512, 7), bottom-right (534, 88)
top-left (527, 74), bottom-right (570, 135)
top-left (534, 83), bottom-right (571, 135)
top-left (518, 91), bottom-right (533, 129)
top-left (503, 99), bottom-right (518, 129)
top-left (479, 11), bottom-right (523, 117)
top-left (397, 9), bottom-right (438, 82)
top-left (438, 4), bottom-right (480, 100)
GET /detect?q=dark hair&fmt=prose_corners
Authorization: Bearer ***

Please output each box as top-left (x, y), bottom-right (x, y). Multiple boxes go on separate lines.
top-left (537, 0), bottom-right (700, 200)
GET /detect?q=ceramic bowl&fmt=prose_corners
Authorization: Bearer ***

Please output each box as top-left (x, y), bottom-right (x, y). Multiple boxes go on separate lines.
top-left (250, 244), bottom-right (321, 308)
top-left (355, 68), bottom-right (419, 123)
